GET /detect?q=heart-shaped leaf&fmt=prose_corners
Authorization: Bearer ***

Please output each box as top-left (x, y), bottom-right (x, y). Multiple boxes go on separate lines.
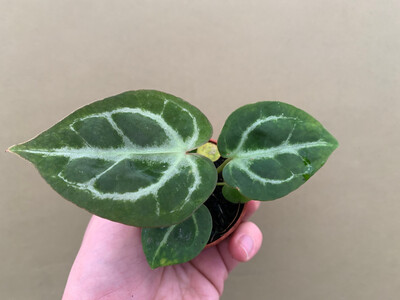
top-left (142, 204), bottom-right (212, 268)
top-left (218, 101), bottom-right (338, 201)
top-left (9, 90), bottom-right (217, 227)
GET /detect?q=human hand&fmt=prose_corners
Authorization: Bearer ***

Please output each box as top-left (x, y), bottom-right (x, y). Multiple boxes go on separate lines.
top-left (62, 201), bottom-right (262, 300)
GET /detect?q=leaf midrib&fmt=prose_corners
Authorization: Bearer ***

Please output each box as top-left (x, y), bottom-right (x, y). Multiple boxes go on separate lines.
top-left (228, 139), bottom-right (331, 159)
top-left (14, 147), bottom-right (190, 160)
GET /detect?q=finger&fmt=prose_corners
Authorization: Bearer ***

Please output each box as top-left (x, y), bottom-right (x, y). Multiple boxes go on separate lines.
top-left (216, 221), bottom-right (263, 272)
top-left (229, 221), bottom-right (263, 262)
top-left (243, 200), bottom-right (260, 221)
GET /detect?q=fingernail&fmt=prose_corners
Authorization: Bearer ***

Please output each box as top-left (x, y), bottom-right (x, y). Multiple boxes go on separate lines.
top-left (239, 235), bottom-right (254, 260)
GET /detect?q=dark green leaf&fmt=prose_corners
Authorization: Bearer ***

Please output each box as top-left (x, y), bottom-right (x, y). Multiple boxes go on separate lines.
top-left (218, 101), bottom-right (338, 201)
top-left (9, 90), bottom-right (217, 227)
top-left (142, 205), bottom-right (212, 269)
top-left (222, 185), bottom-right (251, 203)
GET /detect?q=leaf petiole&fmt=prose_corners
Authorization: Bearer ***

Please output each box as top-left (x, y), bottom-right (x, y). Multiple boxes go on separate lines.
top-left (216, 158), bottom-right (231, 174)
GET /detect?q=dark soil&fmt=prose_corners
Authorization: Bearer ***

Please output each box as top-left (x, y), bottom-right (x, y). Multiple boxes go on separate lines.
top-left (204, 157), bottom-right (244, 244)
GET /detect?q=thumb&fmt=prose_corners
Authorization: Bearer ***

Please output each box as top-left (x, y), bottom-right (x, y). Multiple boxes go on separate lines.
top-left (229, 221), bottom-right (263, 262)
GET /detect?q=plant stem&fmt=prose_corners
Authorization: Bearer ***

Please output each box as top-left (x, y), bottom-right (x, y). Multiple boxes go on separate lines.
top-left (216, 158), bottom-right (231, 174)
top-left (216, 182), bottom-right (226, 186)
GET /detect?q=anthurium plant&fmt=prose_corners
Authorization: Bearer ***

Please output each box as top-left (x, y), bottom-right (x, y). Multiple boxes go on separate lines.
top-left (8, 90), bottom-right (338, 268)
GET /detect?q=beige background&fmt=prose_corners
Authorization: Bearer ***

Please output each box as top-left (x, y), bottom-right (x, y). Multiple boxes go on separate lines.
top-left (1, 1), bottom-right (400, 299)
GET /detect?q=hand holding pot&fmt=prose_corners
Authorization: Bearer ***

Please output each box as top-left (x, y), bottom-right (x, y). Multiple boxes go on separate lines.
top-left (63, 201), bottom-right (262, 300)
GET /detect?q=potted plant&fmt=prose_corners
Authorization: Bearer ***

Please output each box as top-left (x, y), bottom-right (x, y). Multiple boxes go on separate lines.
top-left (8, 90), bottom-right (338, 269)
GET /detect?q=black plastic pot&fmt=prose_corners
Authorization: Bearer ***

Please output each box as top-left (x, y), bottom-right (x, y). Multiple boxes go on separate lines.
top-left (204, 139), bottom-right (249, 248)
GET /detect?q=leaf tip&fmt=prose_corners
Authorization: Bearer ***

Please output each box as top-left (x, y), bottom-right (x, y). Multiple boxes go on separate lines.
top-left (149, 257), bottom-right (178, 269)
top-left (149, 263), bottom-right (159, 270)
top-left (6, 145), bottom-right (18, 154)
top-left (6, 144), bottom-right (27, 159)
top-left (327, 131), bottom-right (339, 150)
top-left (334, 138), bottom-right (339, 149)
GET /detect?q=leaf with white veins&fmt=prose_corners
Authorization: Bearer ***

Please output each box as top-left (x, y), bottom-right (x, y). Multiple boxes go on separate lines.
top-left (9, 90), bottom-right (217, 227)
top-left (142, 204), bottom-right (212, 268)
top-left (218, 101), bottom-right (338, 201)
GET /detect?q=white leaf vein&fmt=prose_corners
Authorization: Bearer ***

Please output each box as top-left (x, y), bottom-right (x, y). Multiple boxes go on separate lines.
top-left (152, 225), bottom-right (176, 266)
top-left (229, 139), bottom-right (330, 185)
top-left (231, 115), bottom-right (298, 155)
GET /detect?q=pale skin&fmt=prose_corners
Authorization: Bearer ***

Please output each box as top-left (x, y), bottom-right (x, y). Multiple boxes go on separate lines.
top-left (63, 201), bottom-right (262, 300)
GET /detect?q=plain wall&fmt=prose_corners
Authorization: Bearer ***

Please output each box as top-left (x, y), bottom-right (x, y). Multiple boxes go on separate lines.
top-left (1, 1), bottom-right (400, 299)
